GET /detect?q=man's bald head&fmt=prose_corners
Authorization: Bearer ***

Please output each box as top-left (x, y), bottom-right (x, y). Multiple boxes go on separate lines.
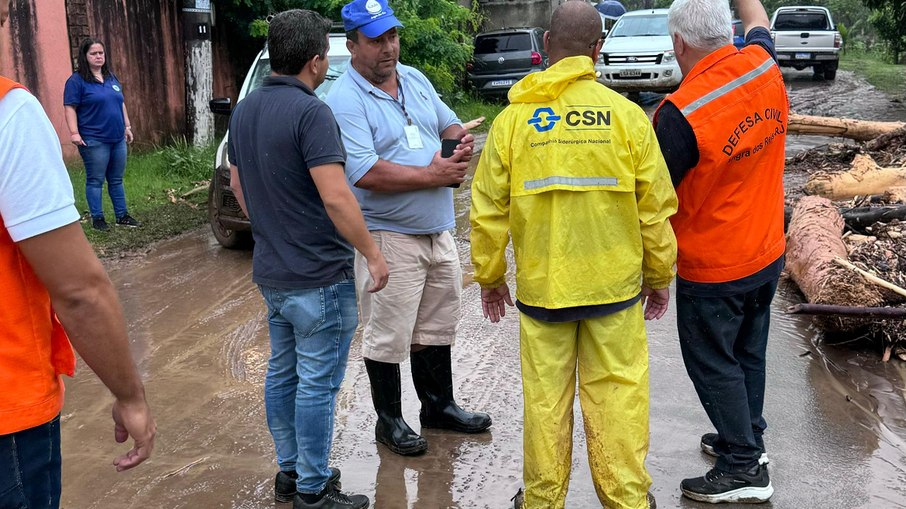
top-left (547, 0), bottom-right (603, 60)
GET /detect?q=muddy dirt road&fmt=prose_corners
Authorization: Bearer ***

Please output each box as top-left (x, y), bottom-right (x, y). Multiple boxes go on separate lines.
top-left (60, 70), bottom-right (906, 508)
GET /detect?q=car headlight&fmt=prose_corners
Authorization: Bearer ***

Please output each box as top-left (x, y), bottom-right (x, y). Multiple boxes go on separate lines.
top-left (597, 52), bottom-right (606, 64)
top-left (663, 51), bottom-right (676, 63)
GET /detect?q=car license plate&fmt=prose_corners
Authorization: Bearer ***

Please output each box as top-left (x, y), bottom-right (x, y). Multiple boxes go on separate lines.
top-left (489, 79), bottom-right (515, 87)
top-left (620, 69), bottom-right (642, 77)
top-left (795, 52), bottom-right (810, 60)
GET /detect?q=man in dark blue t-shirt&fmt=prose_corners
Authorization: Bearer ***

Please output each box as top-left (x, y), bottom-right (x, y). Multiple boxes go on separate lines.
top-left (227, 9), bottom-right (388, 509)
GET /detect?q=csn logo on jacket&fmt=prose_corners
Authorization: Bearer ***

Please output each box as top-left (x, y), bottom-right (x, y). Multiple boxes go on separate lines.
top-left (527, 106), bottom-right (612, 133)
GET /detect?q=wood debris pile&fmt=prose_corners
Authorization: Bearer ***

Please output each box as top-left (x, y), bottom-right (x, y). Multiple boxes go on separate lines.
top-left (784, 125), bottom-right (906, 359)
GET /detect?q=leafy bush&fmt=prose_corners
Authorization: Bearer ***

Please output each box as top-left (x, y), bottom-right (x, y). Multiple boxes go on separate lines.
top-left (216, 0), bottom-right (482, 96)
top-left (392, 0), bottom-right (482, 97)
top-left (158, 137), bottom-right (217, 181)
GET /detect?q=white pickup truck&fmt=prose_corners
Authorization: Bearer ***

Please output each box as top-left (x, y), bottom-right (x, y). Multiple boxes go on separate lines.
top-left (770, 6), bottom-right (842, 80)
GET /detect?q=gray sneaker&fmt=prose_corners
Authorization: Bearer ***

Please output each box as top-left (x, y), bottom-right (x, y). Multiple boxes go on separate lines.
top-left (701, 433), bottom-right (770, 465)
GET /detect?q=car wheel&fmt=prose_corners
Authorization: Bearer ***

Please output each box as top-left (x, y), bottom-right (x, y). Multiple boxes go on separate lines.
top-left (627, 91), bottom-right (641, 103)
top-left (823, 62), bottom-right (837, 81)
top-left (208, 178), bottom-right (252, 249)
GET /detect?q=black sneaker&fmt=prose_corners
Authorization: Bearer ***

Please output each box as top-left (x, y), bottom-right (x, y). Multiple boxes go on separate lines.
top-left (681, 464), bottom-right (773, 503)
top-left (647, 492), bottom-right (657, 509)
top-left (275, 468), bottom-right (341, 503)
top-left (115, 214), bottom-right (141, 227)
top-left (293, 483), bottom-right (369, 509)
top-left (92, 217), bottom-right (109, 231)
top-left (701, 433), bottom-right (770, 465)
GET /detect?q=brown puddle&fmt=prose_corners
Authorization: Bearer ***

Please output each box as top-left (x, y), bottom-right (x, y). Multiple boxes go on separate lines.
top-left (60, 69), bottom-right (906, 508)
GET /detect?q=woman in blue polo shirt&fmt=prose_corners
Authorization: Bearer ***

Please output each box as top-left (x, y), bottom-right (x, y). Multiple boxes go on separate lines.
top-left (64, 38), bottom-right (140, 231)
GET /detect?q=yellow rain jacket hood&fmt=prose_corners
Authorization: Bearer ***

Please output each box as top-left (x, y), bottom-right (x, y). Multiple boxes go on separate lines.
top-left (470, 56), bottom-right (678, 308)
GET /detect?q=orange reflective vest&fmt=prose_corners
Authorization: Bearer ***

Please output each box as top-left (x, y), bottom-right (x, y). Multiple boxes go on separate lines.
top-left (654, 45), bottom-right (788, 283)
top-left (0, 77), bottom-right (76, 435)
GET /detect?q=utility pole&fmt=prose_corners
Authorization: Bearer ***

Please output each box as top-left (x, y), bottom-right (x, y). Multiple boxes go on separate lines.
top-left (182, 0), bottom-right (214, 147)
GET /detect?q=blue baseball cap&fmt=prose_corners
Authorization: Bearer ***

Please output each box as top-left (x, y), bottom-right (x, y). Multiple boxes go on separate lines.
top-left (341, 0), bottom-right (403, 38)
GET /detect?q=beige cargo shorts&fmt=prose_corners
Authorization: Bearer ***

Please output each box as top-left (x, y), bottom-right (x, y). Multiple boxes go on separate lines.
top-left (355, 229), bottom-right (461, 364)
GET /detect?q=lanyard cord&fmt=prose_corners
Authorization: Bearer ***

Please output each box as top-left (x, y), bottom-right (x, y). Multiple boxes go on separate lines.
top-left (397, 77), bottom-right (412, 126)
top-left (368, 72), bottom-right (412, 126)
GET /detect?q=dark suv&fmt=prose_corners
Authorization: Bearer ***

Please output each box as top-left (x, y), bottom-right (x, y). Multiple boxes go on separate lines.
top-left (467, 28), bottom-right (548, 99)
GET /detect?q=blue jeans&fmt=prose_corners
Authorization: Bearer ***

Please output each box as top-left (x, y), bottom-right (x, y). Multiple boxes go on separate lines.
top-left (677, 278), bottom-right (778, 473)
top-left (259, 281), bottom-right (357, 494)
top-left (78, 138), bottom-right (128, 219)
top-left (0, 416), bottom-right (61, 509)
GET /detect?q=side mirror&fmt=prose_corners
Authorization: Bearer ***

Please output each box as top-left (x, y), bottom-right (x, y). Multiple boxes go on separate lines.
top-left (209, 97), bottom-right (232, 115)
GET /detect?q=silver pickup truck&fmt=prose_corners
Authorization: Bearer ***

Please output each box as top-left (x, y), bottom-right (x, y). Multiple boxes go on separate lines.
top-left (770, 6), bottom-right (841, 80)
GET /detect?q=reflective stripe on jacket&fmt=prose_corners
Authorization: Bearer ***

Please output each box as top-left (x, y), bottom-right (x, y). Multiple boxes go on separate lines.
top-left (654, 45), bottom-right (788, 283)
top-left (470, 56), bottom-right (677, 309)
top-left (0, 76), bottom-right (76, 435)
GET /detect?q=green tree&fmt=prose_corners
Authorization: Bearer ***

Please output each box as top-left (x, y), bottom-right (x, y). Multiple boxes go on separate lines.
top-left (214, 0), bottom-right (481, 96)
top-left (865, 0), bottom-right (906, 63)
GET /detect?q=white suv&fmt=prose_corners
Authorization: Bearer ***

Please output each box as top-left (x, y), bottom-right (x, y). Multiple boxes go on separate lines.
top-left (208, 34), bottom-right (351, 248)
top-left (595, 9), bottom-right (682, 95)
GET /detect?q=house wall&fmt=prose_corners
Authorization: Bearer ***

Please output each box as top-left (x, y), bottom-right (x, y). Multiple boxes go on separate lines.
top-left (475, 0), bottom-right (566, 31)
top-left (478, 0), bottom-right (553, 30)
top-left (2, 0), bottom-right (237, 160)
top-left (1, 0), bottom-right (74, 157)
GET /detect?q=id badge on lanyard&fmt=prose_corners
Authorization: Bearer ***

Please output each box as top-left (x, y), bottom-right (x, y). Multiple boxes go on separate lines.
top-left (395, 76), bottom-right (423, 150)
top-left (404, 125), bottom-right (423, 149)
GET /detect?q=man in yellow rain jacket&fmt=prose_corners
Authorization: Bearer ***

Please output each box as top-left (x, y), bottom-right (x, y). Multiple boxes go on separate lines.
top-left (470, 2), bottom-right (677, 508)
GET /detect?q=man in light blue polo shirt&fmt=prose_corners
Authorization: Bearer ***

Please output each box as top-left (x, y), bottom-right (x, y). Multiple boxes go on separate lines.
top-left (326, 0), bottom-right (492, 458)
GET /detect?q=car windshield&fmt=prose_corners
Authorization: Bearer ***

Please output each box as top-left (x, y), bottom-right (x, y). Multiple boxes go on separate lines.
top-left (608, 15), bottom-right (669, 37)
top-left (773, 12), bottom-right (829, 30)
top-left (474, 33), bottom-right (532, 54)
top-left (247, 55), bottom-right (352, 99)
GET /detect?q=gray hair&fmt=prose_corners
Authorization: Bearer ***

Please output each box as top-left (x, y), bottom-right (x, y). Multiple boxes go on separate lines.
top-left (667, 0), bottom-right (733, 52)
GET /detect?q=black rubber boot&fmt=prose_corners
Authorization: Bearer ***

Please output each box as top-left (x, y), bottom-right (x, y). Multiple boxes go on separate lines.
top-left (364, 358), bottom-right (428, 456)
top-left (410, 346), bottom-right (492, 433)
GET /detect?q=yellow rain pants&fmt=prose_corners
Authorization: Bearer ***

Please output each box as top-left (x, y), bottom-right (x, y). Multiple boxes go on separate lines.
top-left (520, 302), bottom-right (651, 509)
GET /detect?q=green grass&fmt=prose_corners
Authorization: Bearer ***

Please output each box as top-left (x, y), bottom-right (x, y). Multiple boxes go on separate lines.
top-left (450, 95), bottom-right (507, 133)
top-left (839, 50), bottom-right (906, 100)
top-left (68, 139), bottom-right (216, 257)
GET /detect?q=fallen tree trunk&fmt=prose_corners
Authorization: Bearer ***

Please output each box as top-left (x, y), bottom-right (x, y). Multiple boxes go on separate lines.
top-left (786, 196), bottom-right (884, 331)
top-left (804, 154), bottom-right (906, 200)
top-left (787, 303), bottom-right (906, 318)
top-left (788, 113), bottom-right (906, 141)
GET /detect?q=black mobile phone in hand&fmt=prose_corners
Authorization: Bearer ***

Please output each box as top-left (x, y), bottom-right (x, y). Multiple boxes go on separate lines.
top-left (441, 138), bottom-right (461, 188)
